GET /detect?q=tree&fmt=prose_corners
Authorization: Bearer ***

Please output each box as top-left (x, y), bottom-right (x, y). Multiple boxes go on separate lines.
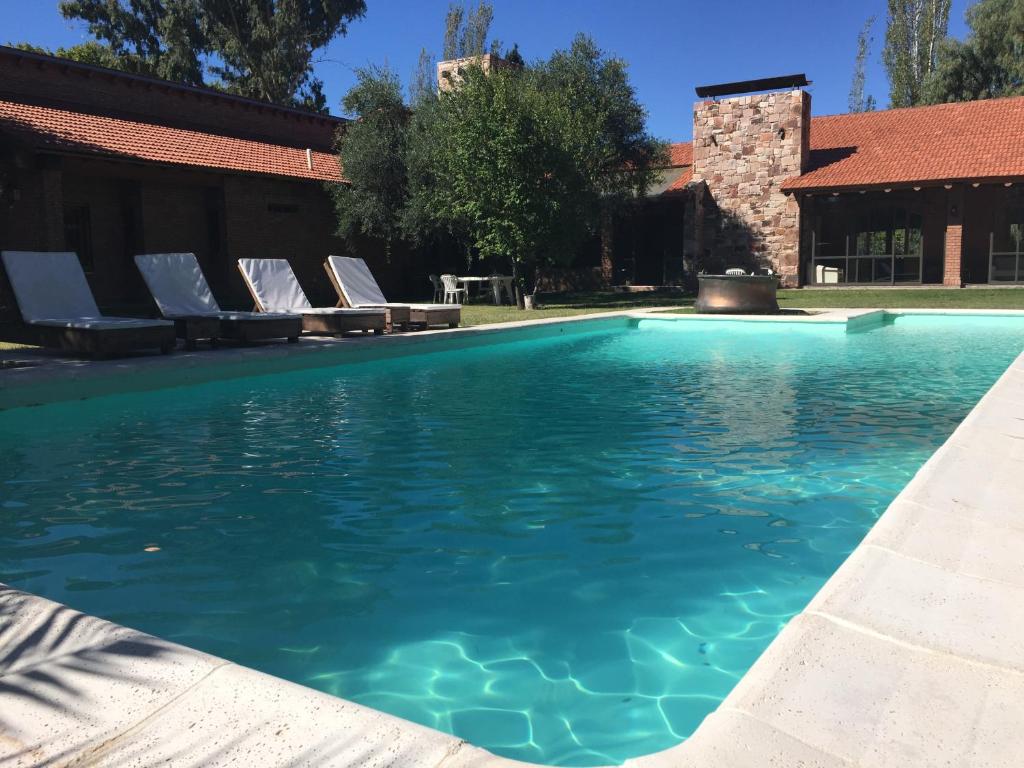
top-left (849, 16), bottom-right (878, 112)
top-left (409, 47), bottom-right (436, 105)
top-left (883, 0), bottom-right (952, 107)
top-left (442, 1), bottom-right (495, 59)
top-left (923, 0), bottom-right (1024, 103)
top-left (9, 40), bottom-right (154, 73)
top-left (201, 0), bottom-right (367, 108)
top-left (331, 66), bottom-right (410, 255)
top-left (58, 0), bottom-right (206, 84)
top-left (406, 36), bottom-right (665, 302)
top-left (57, 0), bottom-right (367, 111)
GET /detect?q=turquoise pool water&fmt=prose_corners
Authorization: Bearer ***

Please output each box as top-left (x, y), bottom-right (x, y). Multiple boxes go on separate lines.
top-left (2, 314), bottom-right (1023, 765)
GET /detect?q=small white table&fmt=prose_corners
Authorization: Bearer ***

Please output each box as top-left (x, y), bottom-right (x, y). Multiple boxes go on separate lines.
top-left (456, 275), bottom-right (515, 305)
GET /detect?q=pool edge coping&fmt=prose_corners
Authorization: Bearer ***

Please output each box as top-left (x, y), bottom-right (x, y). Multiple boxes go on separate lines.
top-left (3, 308), bottom-right (1024, 766)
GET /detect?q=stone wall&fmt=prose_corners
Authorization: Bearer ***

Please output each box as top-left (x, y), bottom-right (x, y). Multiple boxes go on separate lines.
top-left (692, 90), bottom-right (810, 285)
top-left (436, 54), bottom-right (517, 92)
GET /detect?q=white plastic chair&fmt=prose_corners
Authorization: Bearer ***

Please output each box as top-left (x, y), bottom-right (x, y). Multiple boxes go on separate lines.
top-left (725, 268), bottom-right (748, 276)
top-left (441, 274), bottom-right (467, 305)
top-left (428, 274), bottom-right (443, 303)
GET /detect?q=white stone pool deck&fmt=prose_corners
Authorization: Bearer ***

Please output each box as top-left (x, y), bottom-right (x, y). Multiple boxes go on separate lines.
top-left (2, 308), bottom-right (1023, 767)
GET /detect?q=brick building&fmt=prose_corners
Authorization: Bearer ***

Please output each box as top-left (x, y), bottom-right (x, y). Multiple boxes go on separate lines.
top-left (0, 44), bottom-right (431, 321)
top-left (608, 76), bottom-right (1024, 288)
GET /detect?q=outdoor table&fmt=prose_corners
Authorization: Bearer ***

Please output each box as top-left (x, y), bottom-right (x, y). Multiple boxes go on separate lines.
top-left (456, 275), bottom-right (515, 304)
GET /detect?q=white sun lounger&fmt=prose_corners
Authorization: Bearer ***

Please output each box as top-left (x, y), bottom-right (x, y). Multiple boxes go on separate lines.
top-left (135, 253), bottom-right (302, 346)
top-left (324, 255), bottom-right (461, 330)
top-left (237, 259), bottom-right (385, 335)
top-left (1, 250), bottom-right (175, 357)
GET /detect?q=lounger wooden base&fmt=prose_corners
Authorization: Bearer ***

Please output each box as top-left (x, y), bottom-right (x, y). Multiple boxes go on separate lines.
top-left (172, 316), bottom-right (302, 345)
top-left (174, 317), bottom-right (221, 349)
top-left (0, 321), bottom-right (175, 358)
top-left (302, 313), bottom-right (385, 336)
top-left (220, 317), bottom-right (303, 343)
top-left (410, 306), bottom-right (461, 329)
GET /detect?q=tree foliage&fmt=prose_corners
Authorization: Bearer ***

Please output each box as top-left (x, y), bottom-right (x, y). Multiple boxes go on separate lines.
top-left (52, 0), bottom-right (366, 111)
top-left (331, 66), bottom-right (410, 254)
top-left (923, 0), bottom-right (1024, 103)
top-left (9, 40), bottom-right (147, 72)
top-left (442, 1), bottom-right (496, 60)
top-left (332, 34), bottom-right (665, 301)
top-left (849, 16), bottom-right (878, 112)
top-left (883, 0), bottom-right (952, 107)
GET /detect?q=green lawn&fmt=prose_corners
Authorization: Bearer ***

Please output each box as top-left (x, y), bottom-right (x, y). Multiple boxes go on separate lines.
top-left (458, 290), bottom-right (692, 326)
top-left (462, 287), bottom-right (1024, 326)
top-left (777, 288), bottom-right (1024, 310)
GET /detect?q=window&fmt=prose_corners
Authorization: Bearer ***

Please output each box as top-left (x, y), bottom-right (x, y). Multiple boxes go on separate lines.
top-left (63, 205), bottom-right (94, 272)
top-left (854, 207), bottom-right (922, 257)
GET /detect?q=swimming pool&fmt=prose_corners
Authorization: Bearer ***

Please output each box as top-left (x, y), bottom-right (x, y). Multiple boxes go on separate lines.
top-left (2, 313), bottom-right (1023, 765)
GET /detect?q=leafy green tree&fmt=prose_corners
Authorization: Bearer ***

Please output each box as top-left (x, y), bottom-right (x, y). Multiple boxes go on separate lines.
top-left (442, 1), bottom-right (495, 59)
top-left (331, 66), bottom-right (410, 255)
top-left (923, 0), bottom-right (1024, 103)
top-left (8, 40), bottom-right (153, 73)
top-left (407, 36), bottom-right (664, 301)
top-left (849, 16), bottom-right (878, 112)
top-left (57, 0), bottom-right (366, 110)
top-left (883, 0), bottom-right (952, 107)
top-left (409, 47), bottom-right (436, 105)
top-left (200, 0), bottom-right (366, 108)
top-left (58, 0), bottom-right (205, 84)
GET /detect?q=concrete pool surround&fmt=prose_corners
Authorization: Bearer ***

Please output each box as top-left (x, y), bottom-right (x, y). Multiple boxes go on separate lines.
top-left (2, 307), bottom-right (1023, 767)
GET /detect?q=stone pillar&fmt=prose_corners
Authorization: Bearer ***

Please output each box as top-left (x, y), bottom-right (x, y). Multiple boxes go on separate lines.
top-left (943, 186), bottom-right (965, 287)
top-left (692, 89), bottom-right (810, 287)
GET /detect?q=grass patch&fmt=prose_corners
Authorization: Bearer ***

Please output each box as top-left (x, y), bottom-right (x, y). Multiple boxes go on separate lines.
top-left (459, 290), bottom-right (692, 327)
top-left (777, 288), bottom-right (1024, 309)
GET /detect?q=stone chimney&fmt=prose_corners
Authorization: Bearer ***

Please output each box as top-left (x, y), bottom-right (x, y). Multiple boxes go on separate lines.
top-left (691, 88), bottom-right (811, 285)
top-left (436, 54), bottom-right (516, 92)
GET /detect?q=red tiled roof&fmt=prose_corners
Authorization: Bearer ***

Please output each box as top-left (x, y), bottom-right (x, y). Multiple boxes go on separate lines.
top-left (668, 141), bottom-right (692, 167)
top-left (784, 96), bottom-right (1024, 192)
top-left (0, 99), bottom-right (343, 182)
top-left (663, 141), bottom-right (693, 192)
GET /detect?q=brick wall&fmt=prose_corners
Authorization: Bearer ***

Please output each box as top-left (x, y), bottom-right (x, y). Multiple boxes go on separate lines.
top-left (943, 186), bottom-right (965, 286)
top-left (692, 90), bottom-right (810, 285)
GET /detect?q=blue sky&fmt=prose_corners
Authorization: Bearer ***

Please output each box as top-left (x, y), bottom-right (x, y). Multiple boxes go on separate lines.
top-left (1, 0), bottom-right (973, 141)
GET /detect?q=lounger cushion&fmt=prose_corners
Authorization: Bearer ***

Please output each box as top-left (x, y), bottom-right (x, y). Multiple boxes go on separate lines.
top-left (135, 253), bottom-right (222, 316)
top-left (327, 255), bottom-right (390, 306)
top-left (238, 258), bottom-right (385, 317)
top-left (356, 303), bottom-right (461, 311)
top-left (137, 253), bottom-right (299, 321)
top-left (238, 258), bottom-right (312, 311)
top-left (2, 251), bottom-right (101, 322)
top-left (1, 251), bottom-right (171, 329)
top-left (300, 307), bottom-right (386, 316)
top-left (33, 317), bottom-right (173, 330)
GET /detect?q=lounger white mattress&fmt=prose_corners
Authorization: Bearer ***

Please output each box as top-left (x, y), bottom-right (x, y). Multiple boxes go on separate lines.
top-left (135, 253), bottom-right (299, 321)
top-left (326, 256), bottom-right (461, 310)
top-left (237, 258), bottom-right (385, 317)
top-left (1, 251), bottom-right (171, 330)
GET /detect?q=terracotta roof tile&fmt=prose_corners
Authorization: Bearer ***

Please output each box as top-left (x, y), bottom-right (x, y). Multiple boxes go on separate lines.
top-left (0, 100), bottom-right (343, 182)
top-left (668, 141), bottom-right (692, 167)
top-left (662, 142), bottom-right (693, 193)
top-left (784, 96), bottom-right (1024, 191)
